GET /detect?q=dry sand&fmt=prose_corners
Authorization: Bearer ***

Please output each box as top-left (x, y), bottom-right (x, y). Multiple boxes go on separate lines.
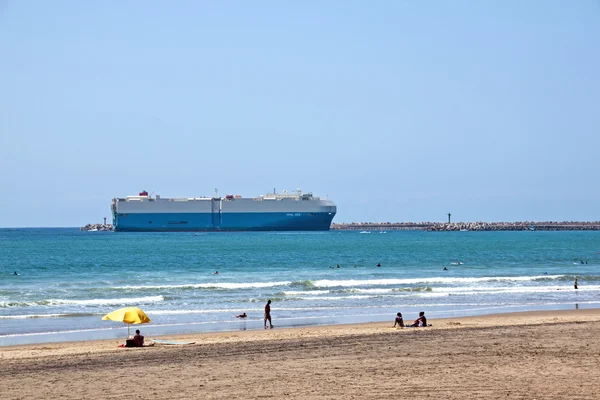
top-left (2, 309), bottom-right (600, 399)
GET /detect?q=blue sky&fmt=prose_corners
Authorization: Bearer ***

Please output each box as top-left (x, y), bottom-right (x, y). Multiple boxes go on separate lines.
top-left (1, 1), bottom-right (598, 226)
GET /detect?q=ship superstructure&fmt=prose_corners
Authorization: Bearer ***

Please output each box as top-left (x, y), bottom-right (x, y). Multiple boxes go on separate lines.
top-left (111, 190), bottom-right (336, 231)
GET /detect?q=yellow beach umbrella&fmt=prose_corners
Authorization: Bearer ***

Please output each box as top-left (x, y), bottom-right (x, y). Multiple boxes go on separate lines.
top-left (102, 307), bottom-right (151, 337)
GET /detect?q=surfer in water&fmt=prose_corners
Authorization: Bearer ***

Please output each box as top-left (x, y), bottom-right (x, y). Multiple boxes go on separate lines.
top-left (13, 271), bottom-right (19, 276)
top-left (236, 313), bottom-right (247, 318)
top-left (574, 277), bottom-right (578, 290)
top-left (377, 263), bottom-right (381, 267)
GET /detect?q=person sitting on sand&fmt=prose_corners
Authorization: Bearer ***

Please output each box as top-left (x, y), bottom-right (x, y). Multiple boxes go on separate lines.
top-left (123, 329), bottom-right (154, 347)
top-left (236, 313), bottom-right (247, 318)
top-left (133, 329), bottom-right (144, 346)
top-left (393, 312), bottom-right (404, 328)
top-left (411, 311), bottom-right (427, 327)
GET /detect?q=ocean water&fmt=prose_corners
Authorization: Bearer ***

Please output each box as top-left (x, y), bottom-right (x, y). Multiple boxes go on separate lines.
top-left (1, 228), bottom-right (599, 346)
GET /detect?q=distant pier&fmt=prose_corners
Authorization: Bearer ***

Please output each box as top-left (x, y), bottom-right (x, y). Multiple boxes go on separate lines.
top-left (331, 221), bottom-right (600, 231)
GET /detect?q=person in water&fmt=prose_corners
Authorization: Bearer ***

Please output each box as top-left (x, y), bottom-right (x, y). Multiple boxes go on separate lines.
top-left (264, 300), bottom-right (273, 329)
top-left (236, 313), bottom-right (247, 318)
top-left (574, 277), bottom-right (578, 290)
top-left (377, 263), bottom-right (381, 267)
top-left (13, 271), bottom-right (19, 276)
top-left (393, 312), bottom-right (404, 328)
top-left (411, 311), bottom-right (427, 327)
top-left (213, 271), bottom-right (219, 275)
top-left (442, 267), bottom-right (448, 271)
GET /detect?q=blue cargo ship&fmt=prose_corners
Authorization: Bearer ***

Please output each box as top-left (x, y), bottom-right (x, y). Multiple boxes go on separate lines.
top-left (111, 190), bottom-right (336, 232)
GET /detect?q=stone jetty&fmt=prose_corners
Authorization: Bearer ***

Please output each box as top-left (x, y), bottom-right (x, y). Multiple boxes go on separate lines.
top-left (80, 223), bottom-right (113, 231)
top-left (331, 221), bottom-right (600, 231)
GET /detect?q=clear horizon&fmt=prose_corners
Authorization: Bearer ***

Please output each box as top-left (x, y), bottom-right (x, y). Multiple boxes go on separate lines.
top-left (1, 1), bottom-right (598, 227)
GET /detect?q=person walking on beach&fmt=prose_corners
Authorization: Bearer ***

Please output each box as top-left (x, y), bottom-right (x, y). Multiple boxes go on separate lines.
top-left (264, 299), bottom-right (273, 329)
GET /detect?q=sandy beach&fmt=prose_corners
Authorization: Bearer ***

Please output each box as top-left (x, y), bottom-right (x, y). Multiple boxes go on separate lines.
top-left (2, 309), bottom-right (600, 399)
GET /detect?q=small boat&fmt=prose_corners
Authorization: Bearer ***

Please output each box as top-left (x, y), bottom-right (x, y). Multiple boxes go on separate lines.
top-left (379, 231), bottom-right (387, 234)
top-left (359, 231), bottom-right (371, 234)
top-left (459, 229), bottom-right (468, 232)
top-left (450, 262), bottom-right (463, 266)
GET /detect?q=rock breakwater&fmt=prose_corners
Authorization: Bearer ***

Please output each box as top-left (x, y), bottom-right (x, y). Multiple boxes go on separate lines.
top-left (331, 221), bottom-right (600, 231)
top-left (80, 224), bottom-right (113, 231)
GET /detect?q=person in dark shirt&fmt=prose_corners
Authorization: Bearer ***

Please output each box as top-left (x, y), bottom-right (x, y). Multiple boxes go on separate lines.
top-left (411, 311), bottom-right (427, 327)
top-left (236, 313), bottom-right (247, 318)
top-left (393, 312), bottom-right (404, 328)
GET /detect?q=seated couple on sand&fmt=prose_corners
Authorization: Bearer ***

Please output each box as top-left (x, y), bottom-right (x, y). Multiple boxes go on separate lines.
top-left (393, 312), bottom-right (428, 328)
top-left (123, 330), bottom-right (154, 347)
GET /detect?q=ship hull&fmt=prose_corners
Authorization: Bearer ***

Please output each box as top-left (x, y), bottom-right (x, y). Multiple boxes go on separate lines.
top-left (114, 211), bottom-right (335, 232)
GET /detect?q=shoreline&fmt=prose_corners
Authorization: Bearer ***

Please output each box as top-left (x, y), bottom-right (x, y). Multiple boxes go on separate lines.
top-left (2, 308), bottom-right (599, 358)
top-left (3, 308), bottom-right (600, 399)
top-left (2, 300), bottom-right (594, 347)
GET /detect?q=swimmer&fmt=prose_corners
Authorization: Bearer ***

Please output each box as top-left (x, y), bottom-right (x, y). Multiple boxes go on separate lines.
top-left (336, 264), bottom-right (340, 268)
top-left (13, 271), bottom-right (19, 276)
top-left (376, 263), bottom-right (381, 267)
top-left (213, 271), bottom-right (219, 275)
top-left (236, 313), bottom-right (247, 318)
top-left (442, 267), bottom-right (448, 271)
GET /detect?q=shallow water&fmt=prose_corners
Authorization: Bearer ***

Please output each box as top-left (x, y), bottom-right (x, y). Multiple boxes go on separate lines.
top-left (1, 229), bottom-right (598, 345)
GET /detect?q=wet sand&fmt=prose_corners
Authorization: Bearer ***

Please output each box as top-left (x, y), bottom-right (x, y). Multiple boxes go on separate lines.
top-left (2, 309), bottom-right (600, 399)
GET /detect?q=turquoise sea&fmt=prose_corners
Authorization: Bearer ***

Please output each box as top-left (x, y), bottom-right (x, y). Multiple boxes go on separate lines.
top-left (1, 228), bottom-right (599, 346)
